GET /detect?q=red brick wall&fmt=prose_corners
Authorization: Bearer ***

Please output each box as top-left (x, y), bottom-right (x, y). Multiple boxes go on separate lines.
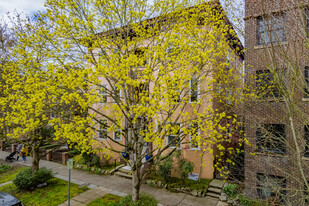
top-left (244, 0), bottom-right (309, 202)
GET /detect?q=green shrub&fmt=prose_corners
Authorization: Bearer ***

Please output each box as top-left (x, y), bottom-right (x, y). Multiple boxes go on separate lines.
top-left (0, 164), bottom-right (11, 173)
top-left (168, 177), bottom-right (210, 191)
top-left (119, 195), bottom-right (134, 206)
top-left (223, 184), bottom-right (238, 198)
top-left (91, 155), bottom-right (100, 166)
top-left (94, 167), bottom-right (101, 174)
top-left (13, 167), bottom-right (54, 190)
top-left (180, 161), bottom-right (194, 181)
top-left (238, 194), bottom-right (251, 206)
top-left (158, 156), bottom-right (172, 184)
top-left (137, 193), bottom-right (158, 206)
top-left (174, 150), bottom-right (194, 182)
top-left (82, 152), bottom-right (100, 167)
top-left (119, 194), bottom-right (158, 206)
top-left (69, 148), bottom-right (81, 155)
top-left (33, 167), bottom-right (54, 183)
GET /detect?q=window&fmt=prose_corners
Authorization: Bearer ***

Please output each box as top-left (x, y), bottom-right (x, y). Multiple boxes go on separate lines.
top-left (113, 85), bottom-right (121, 103)
top-left (305, 126), bottom-right (309, 157)
top-left (99, 85), bottom-right (108, 103)
top-left (256, 124), bottom-right (286, 154)
top-left (257, 14), bottom-right (286, 45)
top-left (305, 67), bottom-right (309, 98)
top-left (167, 123), bottom-right (181, 148)
top-left (134, 82), bottom-right (148, 103)
top-left (190, 77), bottom-right (199, 103)
top-left (190, 122), bottom-right (200, 149)
top-left (257, 173), bottom-right (286, 201)
top-left (226, 51), bottom-right (234, 68)
top-left (113, 129), bottom-right (121, 141)
top-left (134, 48), bottom-right (147, 66)
top-left (98, 119), bottom-right (108, 140)
top-left (166, 43), bottom-right (179, 58)
top-left (256, 70), bottom-right (281, 98)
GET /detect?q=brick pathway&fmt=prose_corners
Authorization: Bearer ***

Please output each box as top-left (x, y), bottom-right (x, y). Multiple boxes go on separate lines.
top-left (0, 150), bottom-right (220, 206)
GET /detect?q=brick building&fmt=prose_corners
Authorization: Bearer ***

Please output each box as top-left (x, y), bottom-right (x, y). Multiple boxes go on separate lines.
top-left (244, 0), bottom-right (309, 204)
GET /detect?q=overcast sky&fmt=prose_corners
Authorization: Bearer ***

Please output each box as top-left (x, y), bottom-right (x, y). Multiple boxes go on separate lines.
top-left (0, 0), bottom-right (244, 43)
top-left (0, 0), bottom-right (244, 19)
top-left (0, 0), bottom-right (45, 20)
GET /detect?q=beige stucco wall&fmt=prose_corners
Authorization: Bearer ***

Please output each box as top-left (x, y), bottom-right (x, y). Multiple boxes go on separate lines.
top-left (89, 20), bottom-right (243, 179)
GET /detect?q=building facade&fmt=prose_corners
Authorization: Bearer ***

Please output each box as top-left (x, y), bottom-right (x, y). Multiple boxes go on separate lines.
top-left (244, 0), bottom-right (309, 204)
top-left (91, 2), bottom-right (244, 180)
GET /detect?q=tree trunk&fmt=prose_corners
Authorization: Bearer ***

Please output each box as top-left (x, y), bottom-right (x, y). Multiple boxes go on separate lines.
top-left (132, 169), bottom-right (140, 202)
top-left (198, 152), bottom-right (204, 182)
top-left (32, 142), bottom-right (40, 173)
top-left (130, 146), bottom-right (141, 202)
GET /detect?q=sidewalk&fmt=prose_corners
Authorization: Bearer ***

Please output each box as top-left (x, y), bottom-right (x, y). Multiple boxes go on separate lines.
top-left (0, 150), bottom-right (220, 206)
top-left (58, 186), bottom-right (114, 206)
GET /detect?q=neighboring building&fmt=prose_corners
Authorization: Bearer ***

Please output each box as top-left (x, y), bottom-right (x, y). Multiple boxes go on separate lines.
top-left (244, 0), bottom-right (309, 204)
top-left (91, 1), bottom-right (244, 180)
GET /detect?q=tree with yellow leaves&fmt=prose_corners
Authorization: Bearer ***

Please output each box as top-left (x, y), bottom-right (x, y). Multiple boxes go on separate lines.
top-left (0, 17), bottom-right (17, 147)
top-left (2, 0), bottom-right (248, 202)
top-left (0, 14), bottom-right (82, 173)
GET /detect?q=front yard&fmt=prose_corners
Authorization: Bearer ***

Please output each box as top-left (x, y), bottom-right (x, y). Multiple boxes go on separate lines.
top-left (0, 178), bottom-right (89, 206)
top-left (0, 161), bottom-right (89, 206)
top-left (0, 162), bottom-right (26, 184)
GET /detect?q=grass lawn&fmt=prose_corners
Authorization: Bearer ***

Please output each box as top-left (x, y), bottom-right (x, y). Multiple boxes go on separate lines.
top-left (149, 172), bottom-right (211, 191)
top-left (0, 163), bottom-right (26, 184)
top-left (0, 178), bottom-right (89, 206)
top-left (87, 194), bottom-right (120, 206)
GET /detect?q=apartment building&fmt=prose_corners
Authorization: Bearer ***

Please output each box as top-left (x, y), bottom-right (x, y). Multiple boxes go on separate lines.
top-left (244, 0), bottom-right (309, 204)
top-left (91, 1), bottom-right (244, 180)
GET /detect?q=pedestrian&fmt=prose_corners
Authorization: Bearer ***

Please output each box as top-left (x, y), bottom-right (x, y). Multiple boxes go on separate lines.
top-left (16, 143), bottom-right (23, 161)
top-left (21, 145), bottom-right (28, 163)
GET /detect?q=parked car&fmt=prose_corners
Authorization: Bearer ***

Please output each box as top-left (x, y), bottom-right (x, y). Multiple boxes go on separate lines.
top-left (0, 192), bottom-right (24, 206)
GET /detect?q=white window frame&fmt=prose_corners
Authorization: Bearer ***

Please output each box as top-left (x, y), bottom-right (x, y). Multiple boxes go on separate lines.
top-left (113, 128), bottom-right (122, 141)
top-left (189, 123), bottom-right (200, 150)
top-left (166, 123), bottom-right (181, 149)
top-left (189, 77), bottom-right (200, 103)
top-left (98, 119), bottom-right (108, 140)
top-left (99, 85), bottom-right (108, 103)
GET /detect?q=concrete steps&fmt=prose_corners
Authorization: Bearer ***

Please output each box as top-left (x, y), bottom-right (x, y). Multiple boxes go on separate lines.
top-left (114, 165), bottom-right (132, 179)
top-left (207, 187), bottom-right (222, 194)
top-left (206, 192), bottom-right (221, 198)
top-left (206, 179), bottom-right (227, 199)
